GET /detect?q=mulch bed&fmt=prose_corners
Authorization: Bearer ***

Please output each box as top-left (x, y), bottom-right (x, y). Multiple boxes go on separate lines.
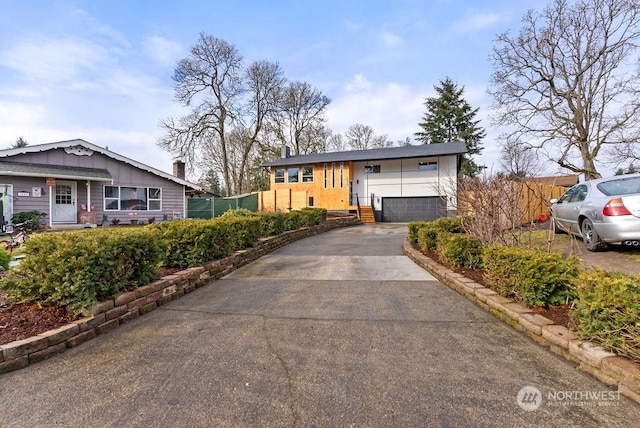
top-left (0, 267), bottom-right (185, 346)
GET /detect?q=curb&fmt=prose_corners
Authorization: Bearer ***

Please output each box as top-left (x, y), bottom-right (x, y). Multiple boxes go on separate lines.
top-left (403, 239), bottom-right (640, 405)
top-left (0, 217), bottom-right (361, 375)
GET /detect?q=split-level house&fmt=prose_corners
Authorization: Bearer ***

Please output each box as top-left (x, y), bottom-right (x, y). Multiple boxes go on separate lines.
top-left (0, 139), bottom-right (200, 229)
top-left (260, 142), bottom-right (467, 222)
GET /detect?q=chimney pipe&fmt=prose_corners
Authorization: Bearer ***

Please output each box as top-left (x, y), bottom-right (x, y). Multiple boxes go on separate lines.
top-left (173, 160), bottom-right (186, 180)
top-left (281, 145), bottom-right (291, 159)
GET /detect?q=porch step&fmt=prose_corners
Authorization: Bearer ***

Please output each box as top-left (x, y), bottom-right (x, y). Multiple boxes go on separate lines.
top-left (359, 206), bottom-right (376, 224)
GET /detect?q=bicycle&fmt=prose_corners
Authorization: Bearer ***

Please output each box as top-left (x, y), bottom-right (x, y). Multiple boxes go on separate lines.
top-left (0, 222), bottom-right (30, 255)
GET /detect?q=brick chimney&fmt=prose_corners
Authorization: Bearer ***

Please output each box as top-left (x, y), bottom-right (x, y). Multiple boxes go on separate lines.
top-left (173, 160), bottom-right (186, 180)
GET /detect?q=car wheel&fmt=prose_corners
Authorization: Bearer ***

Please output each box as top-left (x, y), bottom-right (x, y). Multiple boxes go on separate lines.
top-left (581, 218), bottom-right (607, 252)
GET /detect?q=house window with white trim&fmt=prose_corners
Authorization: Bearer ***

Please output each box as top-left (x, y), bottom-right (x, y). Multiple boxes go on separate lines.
top-left (274, 168), bottom-right (285, 184)
top-left (302, 166), bottom-right (314, 183)
top-left (288, 167), bottom-right (299, 183)
top-left (365, 165), bottom-right (381, 174)
top-left (323, 164), bottom-right (327, 188)
top-left (104, 186), bottom-right (162, 211)
top-left (339, 162), bottom-right (344, 188)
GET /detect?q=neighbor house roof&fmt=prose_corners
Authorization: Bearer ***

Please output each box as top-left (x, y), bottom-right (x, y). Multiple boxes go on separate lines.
top-left (263, 141), bottom-right (468, 167)
top-left (0, 139), bottom-right (201, 190)
top-left (0, 160), bottom-right (113, 181)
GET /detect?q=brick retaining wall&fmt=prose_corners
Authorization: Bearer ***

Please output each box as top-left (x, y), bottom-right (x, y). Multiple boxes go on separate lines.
top-left (0, 217), bottom-right (360, 374)
top-left (403, 240), bottom-right (640, 406)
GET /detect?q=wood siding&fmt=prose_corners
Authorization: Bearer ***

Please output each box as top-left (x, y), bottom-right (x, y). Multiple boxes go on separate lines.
top-left (1, 148), bottom-right (187, 225)
top-left (260, 155), bottom-right (459, 212)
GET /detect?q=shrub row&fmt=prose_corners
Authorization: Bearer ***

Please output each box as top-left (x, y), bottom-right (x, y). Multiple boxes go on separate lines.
top-left (1, 228), bottom-right (165, 315)
top-left (0, 208), bottom-right (328, 315)
top-left (482, 246), bottom-right (579, 307)
top-left (410, 218), bottom-right (640, 363)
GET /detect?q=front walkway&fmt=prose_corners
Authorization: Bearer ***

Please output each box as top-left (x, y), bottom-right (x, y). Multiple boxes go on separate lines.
top-left (0, 224), bottom-right (638, 426)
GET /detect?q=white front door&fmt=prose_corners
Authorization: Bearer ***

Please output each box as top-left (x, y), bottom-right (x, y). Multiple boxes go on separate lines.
top-left (53, 181), bottom-right (77, 223)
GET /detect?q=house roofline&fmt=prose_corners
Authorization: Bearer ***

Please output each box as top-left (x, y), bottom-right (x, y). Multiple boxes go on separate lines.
top-left (0, 139), bottom-right (202, 190)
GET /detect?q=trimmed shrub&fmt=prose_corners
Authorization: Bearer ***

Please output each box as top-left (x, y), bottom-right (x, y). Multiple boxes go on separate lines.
top-left (283, 210), bottom-right (303, 231)
top-left (12, 210), bottom-right (46, 230)
top-left (220, 207), bottom-right (256, 217)
top-left (301, 208), bottom-right (327, 226)
top-left (417, 226), bottom-right (439, 253)
top-left (259, 212), bottom-right (286, 236)
top-left (483, 246), bottom-right (580, 307)
top-left (436, 232), bottom-right (483, 269)
top-left (571, 269), bottom-right (640, 362)
top-left (0, 227), bottom-right (165, 315)
top-left (0, 247), bottom-right (10, 270)
top-left (408, 221), bottom-right (429, 243)
top-left (430, 216), bottom-right (463, 234)
top-left (218, 216), bottom-right (262, 251)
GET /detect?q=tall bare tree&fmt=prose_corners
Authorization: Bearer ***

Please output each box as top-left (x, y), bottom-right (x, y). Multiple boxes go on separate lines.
top-left (272, 81), bottom-right (331, 155)
top-left (499, 138), bottom-right (543, 180)
top-left (345, 123), bottom-right (391, 150)
top-left (489, 0), bottom-right (640, 180)
top-left (158, 33), bottom-right (244, 196)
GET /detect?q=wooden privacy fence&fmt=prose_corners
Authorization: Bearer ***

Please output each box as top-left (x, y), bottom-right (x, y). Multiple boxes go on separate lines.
top-left (259, 189), bottom-right (308, 212)
top-left (519, 181), bottom-right (567, 223)
top-left (458, 181), bottom-right (568, 226)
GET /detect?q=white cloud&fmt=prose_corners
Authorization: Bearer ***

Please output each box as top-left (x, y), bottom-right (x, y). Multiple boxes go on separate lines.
top-left (345, 74), bottom-right (373, 91)
top-left (454, 10), bottom-right (503, 33)
top-left (381, 31), bottom-right (402, 48)
top-left (143, 36), bottom-right (182, 65)
top-left (327, 78), bottom-right (427, 142)
top-left (0, 37), bottom-right (111, 85)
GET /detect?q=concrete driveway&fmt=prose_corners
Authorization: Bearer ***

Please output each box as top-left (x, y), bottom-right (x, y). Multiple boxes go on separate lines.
top-left (0, 224), bottom-right (638, 427)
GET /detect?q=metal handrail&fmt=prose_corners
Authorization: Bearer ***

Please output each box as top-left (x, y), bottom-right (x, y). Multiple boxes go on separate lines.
top-left (355, 193), bottom-right (361, 220)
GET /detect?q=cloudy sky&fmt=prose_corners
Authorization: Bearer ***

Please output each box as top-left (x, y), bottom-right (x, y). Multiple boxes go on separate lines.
top-left (0, 0), bottom-right (539, 178)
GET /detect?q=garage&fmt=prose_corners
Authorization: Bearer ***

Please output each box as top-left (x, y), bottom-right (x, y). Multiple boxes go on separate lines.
top-left (381, 196), bottom-right (445, 222)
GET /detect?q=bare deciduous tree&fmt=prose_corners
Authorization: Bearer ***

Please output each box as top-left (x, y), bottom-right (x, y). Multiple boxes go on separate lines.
top-left (499, 138), bottom-right (543, 180)
top-left (158, 33), bottom-right (244, 196)
top-left (345, 123), bottom-right (391, 150)
top-left (272, 81), bottom-right (331, 155)
top-left (489, 0), bottom-right (640, 180)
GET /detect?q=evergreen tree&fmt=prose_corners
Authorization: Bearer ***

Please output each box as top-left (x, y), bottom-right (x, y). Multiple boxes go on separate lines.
top-left (10, 137), bottom-right (28, 148)
top-left (414, 78), bottom-right (485, 176)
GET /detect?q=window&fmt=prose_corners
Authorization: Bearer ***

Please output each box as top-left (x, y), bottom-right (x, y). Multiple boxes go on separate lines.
top-left (288, 167), bottom-right (299, 183)
top-left (418, 161), bottom-right (438, 171)
top-left (308, 196), bottom-right (314, 207)
top-left (364, 165), bottom-right (381, 174)
top-left (274, 168), bottom-right (285, 184)
top-left (302, 166), bottom-right (314, 183)
top-left (104, 186), bottom-right (162, 211)
top-left (340, 163), bottom-right (344, 188)
top-left (323, 163), bottom-right (328, 189)
top-left (331, 163), bottom-right (336, 188)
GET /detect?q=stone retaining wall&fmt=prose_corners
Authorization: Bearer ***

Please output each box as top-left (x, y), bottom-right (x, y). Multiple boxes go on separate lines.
top-left (0, 217), bottom-right (360, 374)
top-left (403, 240), bottom-right (640, 406)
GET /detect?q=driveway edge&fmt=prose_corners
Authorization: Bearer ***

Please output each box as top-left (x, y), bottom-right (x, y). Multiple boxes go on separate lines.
top-left (0, 217), bottom-right (361, 375)
top-left (403, 239), bottom-right (640, 405)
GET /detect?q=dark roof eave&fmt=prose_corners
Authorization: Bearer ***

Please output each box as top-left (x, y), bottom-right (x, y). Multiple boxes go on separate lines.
top-left (263, 142), bottom-right (468, 167)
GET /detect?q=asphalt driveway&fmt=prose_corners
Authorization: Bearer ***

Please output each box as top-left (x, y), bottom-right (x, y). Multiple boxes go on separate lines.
top-left (0, 224), bottom-right (638, 426)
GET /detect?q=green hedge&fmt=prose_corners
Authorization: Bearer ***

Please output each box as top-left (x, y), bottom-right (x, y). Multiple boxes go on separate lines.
top-left (571, 269), bottom-right (640, 363)
top-left (482, 246), bottom-right (580, 307)
top-left (408, 221), bottom-right (430, 243)
top-left (436, 233), bottom-right (483, 269)
top-left (0, 228), bottom-right (165, 315)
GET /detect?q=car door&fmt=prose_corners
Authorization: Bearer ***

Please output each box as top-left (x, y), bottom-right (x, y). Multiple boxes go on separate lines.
top-left (555, 184), bottom-right (589, 234)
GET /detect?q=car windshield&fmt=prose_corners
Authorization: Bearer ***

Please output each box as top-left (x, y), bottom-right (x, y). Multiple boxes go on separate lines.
top-left (596, 176), bottom-right (640, 196)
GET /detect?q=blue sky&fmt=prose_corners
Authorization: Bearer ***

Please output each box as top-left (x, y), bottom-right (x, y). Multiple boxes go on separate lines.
top-left (0, 0), bottom-right (539, 178)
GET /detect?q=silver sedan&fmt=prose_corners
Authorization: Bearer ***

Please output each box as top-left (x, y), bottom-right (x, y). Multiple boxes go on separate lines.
top-left (550, 173), bottom-right (640, 251)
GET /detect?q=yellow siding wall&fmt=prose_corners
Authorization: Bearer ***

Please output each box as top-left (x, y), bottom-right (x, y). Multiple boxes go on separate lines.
top-left (259, 162), bottom-right (352, 212)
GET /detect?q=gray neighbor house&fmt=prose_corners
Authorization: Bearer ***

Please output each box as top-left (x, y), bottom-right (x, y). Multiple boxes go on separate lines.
top-left (0, 139), bottom-right (200, 229)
